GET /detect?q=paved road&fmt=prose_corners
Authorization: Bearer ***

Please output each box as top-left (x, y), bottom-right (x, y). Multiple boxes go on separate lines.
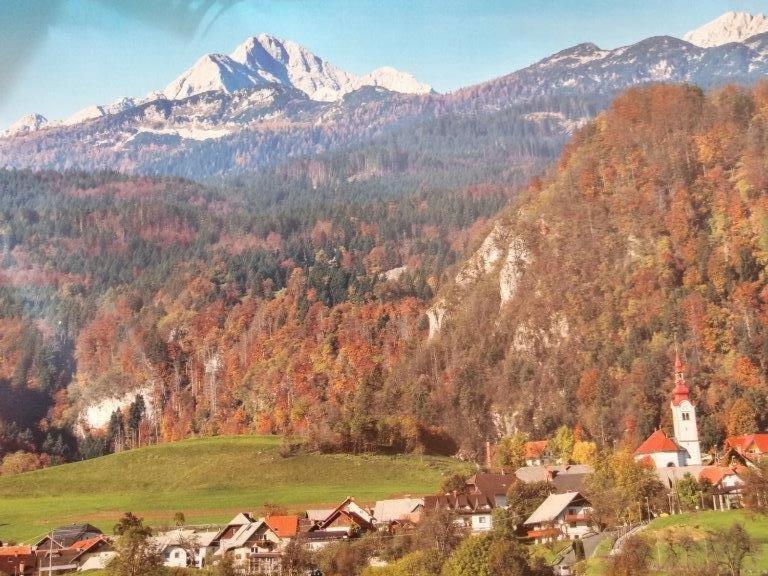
top-left (559, 531), bottom-right (614, 566)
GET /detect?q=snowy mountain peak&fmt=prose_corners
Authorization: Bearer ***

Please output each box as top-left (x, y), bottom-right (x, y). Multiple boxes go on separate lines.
top-left (163, 34), bottom-right (430, 103)
top-left (683, 11), bottom-right (768, 47)
top-left (359, 67), bottom-right (432, 95)
top-left (3, 113), bottom-right (49, 137)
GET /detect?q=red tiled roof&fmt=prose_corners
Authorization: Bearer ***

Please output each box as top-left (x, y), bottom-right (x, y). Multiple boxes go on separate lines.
top-left (525, 440), bottom-right (549, 459)
top-left (265, 515), bottom-right (299, 538)
top-left (0, 546), bottom-right (33, 556)
top-left (725, 434), bottom-right (768, 454)
top-left (698, 466), bottom-right (736, 486)
top-left (69, 536), bottom-right (108, 552)
top-left (726, 435), bottom-right (748, 450)
top-left (634, 430), bottom-right (682, 455)
top-left (527, 527), bottom-right (562, 539)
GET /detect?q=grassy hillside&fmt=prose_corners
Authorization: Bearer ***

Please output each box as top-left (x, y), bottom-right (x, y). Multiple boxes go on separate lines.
top-left (0, 435), bottom-right (470, 543)
top-left (644, 510), bottom-right (768, 572)
top-left (583, 510), bottom-right (768, 575)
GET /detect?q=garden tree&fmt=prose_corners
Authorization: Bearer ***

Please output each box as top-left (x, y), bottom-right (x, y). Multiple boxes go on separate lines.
top-left (281, 537), bottom-right (313, 576)
top-left (172, 512), bottom-right (185, 527)
top-left (585, 450), bottom-right (663, 527)
top-left (490, 508), bottom-right (516, 539)
top-left (488, 538), bottom-right (542, 576)
top-left (607, 535), bottom-right (652, 576)
top-left (740, 460), bottom-right (768, 513)
top-left (212, 553), bottom-right (242, 576)
top-left (313, 540), bottom-right (369, 576)
top-left (571, 441), bottom-right (597, 465)
top-left (441, 532), bottom-right (544, 576)
top-left (550, 426), bottom-right (575, 464)
top-left (506, 481), bottom-right (553, 524)
top-left (707, 524), bottom-right (755, 576)
top-left (674, 473), bottom-right (703, 511)
top-left (114, 512), bottom-right (146, 536)
top-left (108, 516), bottom-right (163, 576)
top-left (412, 508), bottom-right (468, 557)
top-left (495, 433), bottom-right (528, 469)
top-left (440, 473), bottom-right (469, 494)
top-left (440, 533), bottom-right (493, 576)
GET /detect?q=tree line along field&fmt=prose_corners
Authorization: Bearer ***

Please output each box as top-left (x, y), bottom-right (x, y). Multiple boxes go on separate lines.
top-left (0, 435), bottom-right (471, 543)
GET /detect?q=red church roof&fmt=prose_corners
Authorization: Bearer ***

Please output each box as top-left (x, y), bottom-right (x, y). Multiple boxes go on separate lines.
top-left (634, 430), bottom-right (683, 455)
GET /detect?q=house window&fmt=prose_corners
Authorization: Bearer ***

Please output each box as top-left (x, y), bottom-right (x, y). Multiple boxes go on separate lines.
top-left (174, 551), bottom-right (181, 559)
top-left (478, 516), bottom-right (486, 524)
top-left (682, 412), bottom-right (690, 421)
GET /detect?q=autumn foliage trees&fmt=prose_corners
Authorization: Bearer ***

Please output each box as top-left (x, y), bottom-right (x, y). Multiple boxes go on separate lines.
top-left (6, 81), bottom-right (768, 463)
top-left (406, 82), bottom-right (768, 456)
top-left (0, 167), bottom-right (509, 461)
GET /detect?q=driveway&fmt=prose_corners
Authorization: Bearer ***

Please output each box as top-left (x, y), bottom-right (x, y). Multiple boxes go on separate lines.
top-left (560, 531), bottom-right (614, 566)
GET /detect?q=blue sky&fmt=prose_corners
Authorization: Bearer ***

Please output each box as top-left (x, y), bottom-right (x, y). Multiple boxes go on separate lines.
top-left (1, 0), bottom-right (767, 128)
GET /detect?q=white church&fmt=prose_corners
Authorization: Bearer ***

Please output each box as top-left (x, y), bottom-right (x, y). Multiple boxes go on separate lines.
top-left (634, 353), bottom-right (702, 468)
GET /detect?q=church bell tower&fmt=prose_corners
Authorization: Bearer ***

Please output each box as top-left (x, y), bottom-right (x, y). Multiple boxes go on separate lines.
top-left (670, 352), bottom-right (702, 466)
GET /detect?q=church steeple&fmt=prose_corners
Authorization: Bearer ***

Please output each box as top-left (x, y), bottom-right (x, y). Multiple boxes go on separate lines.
top-left (670, 350), bottom-right (702, 466)
top-left (672, 351), bottom-right (690, 406)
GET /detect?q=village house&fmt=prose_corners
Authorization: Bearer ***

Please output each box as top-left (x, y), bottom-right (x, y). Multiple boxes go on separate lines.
top-left (35, 525), bottom-right (103, 552)
top-left (153, 528), bottom-right (219, 569)
top-left (0, 545), bottom-right (36, 576)
top-left (422, 492), bottom-right (496, 533)
top-left (213, 515), bottom-right (299, 575)
top-left (523, 491), bottom-right (594, 543)
top-left (305, 498), bottom-right (376, 550)
top-left (525, 440), bottom-right (551, 466)
top-left (36, 535), bottom-right (113, 574)
top-left (725, 434), bottom-right (768, 461)
top-left (654, 465), bottom-right (746, 510)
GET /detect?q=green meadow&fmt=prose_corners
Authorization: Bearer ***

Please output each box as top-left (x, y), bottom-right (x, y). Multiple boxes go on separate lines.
top-left (0, 435), bottom-right (470, 543)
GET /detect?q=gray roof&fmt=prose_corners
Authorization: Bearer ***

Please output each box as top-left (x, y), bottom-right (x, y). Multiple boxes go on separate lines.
top-left (306, 509), bottom-right (335, 523)
top-left (515, 464), bottom-right (593, 484)
top-left (654, 465), bottom-right (707, 488)
top-left (524, 492), bottom-right (583, 525)
top-left (373, 498), bottom-right (423, 523)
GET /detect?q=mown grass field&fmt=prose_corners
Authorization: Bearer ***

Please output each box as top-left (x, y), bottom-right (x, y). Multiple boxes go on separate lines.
top-left (0, 435), bottom-right (470, 543)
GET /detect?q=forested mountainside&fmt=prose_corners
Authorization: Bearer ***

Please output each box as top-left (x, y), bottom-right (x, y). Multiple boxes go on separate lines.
top-left (0, 167), bottom-right (511, 463)
top-left (8, 83), bottom-right (768, 466)
top-left (403, 82), bottom-right (768, 456)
